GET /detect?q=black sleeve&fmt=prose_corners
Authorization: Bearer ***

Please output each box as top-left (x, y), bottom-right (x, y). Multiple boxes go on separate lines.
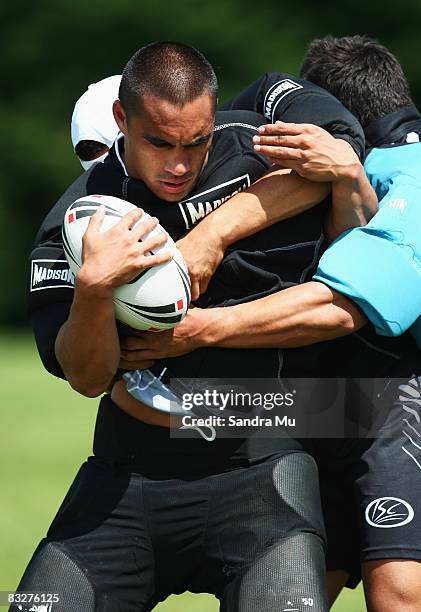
top-left (212, 111), bottom-right (272, 184)
top-left (27, 173), bottom-right (93, 379)
top-left (222, 73), bottom-right (365, 160)
top-left (28, 240), bottom-right (74, 379)
top-left (30, 302), bottom-right (72, 378)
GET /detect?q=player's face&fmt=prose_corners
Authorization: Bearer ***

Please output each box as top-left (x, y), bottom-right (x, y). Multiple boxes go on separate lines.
top-left (113, 93), bottom-right (215, 202)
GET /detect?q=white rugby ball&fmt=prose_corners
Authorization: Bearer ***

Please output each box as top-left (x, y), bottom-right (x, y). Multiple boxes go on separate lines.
top-left (62, 194), bottom-right (191, 331)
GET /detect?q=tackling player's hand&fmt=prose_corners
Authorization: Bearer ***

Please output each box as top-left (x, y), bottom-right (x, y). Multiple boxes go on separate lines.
top-left (253, 121), bottom-right (361, 183)
top-left (177, 226), bottom-right (224, 301)
top-left (119, 307), bottom-right (209, 366)
top-left (77, 205), bottom-right (172, 295)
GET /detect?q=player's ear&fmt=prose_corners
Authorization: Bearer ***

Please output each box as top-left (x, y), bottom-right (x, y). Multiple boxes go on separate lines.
top-left (113, 100), bottom-right (128, 137)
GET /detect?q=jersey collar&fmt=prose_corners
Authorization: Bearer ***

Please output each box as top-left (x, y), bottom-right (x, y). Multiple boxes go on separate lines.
top-left (365, 105), bottom-right (421, 148)
top-left (113, 134), bottom-right (128, 176)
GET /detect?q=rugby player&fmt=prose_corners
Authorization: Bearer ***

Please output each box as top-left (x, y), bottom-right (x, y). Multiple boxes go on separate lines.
top-left (129, 38), bottom-right (421, 611)
top-left (302, 35), bottom-right (421, 612)
top-left (18, 41), bottom-right (370, 611)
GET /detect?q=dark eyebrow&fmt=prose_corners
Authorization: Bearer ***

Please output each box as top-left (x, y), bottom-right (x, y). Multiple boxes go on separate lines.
top-left (144, 132), bottom-right (212, 148)
top-left (144, 135), bottom-right (172, 147)
top-left (186, 133), bottom-right (212, 147)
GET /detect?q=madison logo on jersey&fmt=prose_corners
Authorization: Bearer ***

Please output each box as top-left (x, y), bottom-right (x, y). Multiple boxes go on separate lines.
top-left (178, 174), bottom-right (251, 230)
top-left (30, 259), bottom-right (75, 292)
top-left (263, 79), bottom-right (303, 122)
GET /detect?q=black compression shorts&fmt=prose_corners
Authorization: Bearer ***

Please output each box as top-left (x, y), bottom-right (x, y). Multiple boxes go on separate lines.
top-left (314, 372), bottom-right (421, 588)
top-left (12, 452), bottom-right (329, 611)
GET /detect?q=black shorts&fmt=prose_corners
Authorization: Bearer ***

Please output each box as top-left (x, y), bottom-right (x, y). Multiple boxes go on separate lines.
top-left (315, 373), bottom-right (421, 587)
top-left (14, 452), bottom-right (329, 611)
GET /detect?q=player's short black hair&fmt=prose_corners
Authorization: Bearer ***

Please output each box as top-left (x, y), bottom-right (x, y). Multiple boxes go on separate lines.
top-left (75, 140), bottom-right (109, 161)
top-left (119, 41), bottom-right (218, 118)
top-left (300, 35), bottom-right (413, 127)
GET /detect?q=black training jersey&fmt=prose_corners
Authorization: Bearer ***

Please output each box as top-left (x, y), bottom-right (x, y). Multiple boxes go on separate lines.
top-left (29, 108), bottom-right (333, 378)
top-left (27, 107), bottom-right (363, 472)
top-left (29, 110), bottom-right (271, 377)
top-left (221, 72), bottom-right (365, 159)
top-left (28, 108), bottom-right (313, 471)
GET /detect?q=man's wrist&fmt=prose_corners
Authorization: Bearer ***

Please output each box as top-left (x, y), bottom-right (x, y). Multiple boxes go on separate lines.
top-left (76, 267), bottom-right (114, 300)
top-left (334, 161), bottom-right (364, 184)
top-left (197, 207), bottom-right (233, 252)
top-left (331, 139), bottom-right (363, 183)
top-left (188, 307), bottom-right (226, 349)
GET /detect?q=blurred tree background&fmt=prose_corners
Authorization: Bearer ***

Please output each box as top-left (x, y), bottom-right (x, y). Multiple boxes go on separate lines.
top-left (1, 0), bottom-right (421, 327)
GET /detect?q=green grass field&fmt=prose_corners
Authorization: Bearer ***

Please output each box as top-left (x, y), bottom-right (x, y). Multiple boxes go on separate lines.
top-left (0, 331), bottom-right (366, 610)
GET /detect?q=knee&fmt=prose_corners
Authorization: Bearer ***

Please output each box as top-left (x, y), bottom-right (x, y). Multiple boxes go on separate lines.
top-left (363, 559), bottom-right (421, 612)
top-left (14, 541), bottom-right (96, 611)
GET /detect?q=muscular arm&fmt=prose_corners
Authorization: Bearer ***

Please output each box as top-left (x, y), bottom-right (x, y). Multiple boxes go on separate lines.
top-left (54, 207), bottom-right (171, 397)
top-left (122, 129), bottom-right (375, 364)
top-left (327, 161), bottom-right (377, 240)
top-left (200, 282), bottom-right (366, 348)
top-left (119, 282), bottom-right (367, 366)
top-left (55, 280), bottom-right (120, 397)
top-left (178, 167), bottom-right (330, 299)
top-left (206, 166), bottom-right (329, 243)
top-left (252, 122), bottom-right (378, 241)
top-left (179, 123), bottom-right (377, 299)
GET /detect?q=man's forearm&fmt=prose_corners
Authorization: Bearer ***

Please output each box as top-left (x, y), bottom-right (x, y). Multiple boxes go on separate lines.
top-left (178, 168), bottom-right (330, 299)
top-left (119, 282), bottom-right (368, 363)
top-left (251, 124), bottom-right (378, 241)
top-left (193, 282), bottom-right (367, 349)
top-left (54, 207), bottom-right (171, 397)
top-left (55, 280), bottom-right (120, 397)
top-left (327, 163), bottom-right (378, 241)
top-left (201, 169), bottom-right (330, 250)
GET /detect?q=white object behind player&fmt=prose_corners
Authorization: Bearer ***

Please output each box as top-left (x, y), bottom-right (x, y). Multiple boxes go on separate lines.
top-left (71, 75), bottom-right (121, 170)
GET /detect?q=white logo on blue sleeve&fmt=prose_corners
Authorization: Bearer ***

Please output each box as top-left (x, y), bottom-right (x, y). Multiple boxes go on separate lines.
top-left (387, 198), bottom-right (407, 213)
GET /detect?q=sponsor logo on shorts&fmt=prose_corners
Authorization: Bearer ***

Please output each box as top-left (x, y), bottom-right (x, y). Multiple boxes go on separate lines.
top-left (30, 259), bottom-right (74, 292)
top-left (263, 79), bottom-right (303, 121)
top-left (365, 496), bottom-right (414, 528)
